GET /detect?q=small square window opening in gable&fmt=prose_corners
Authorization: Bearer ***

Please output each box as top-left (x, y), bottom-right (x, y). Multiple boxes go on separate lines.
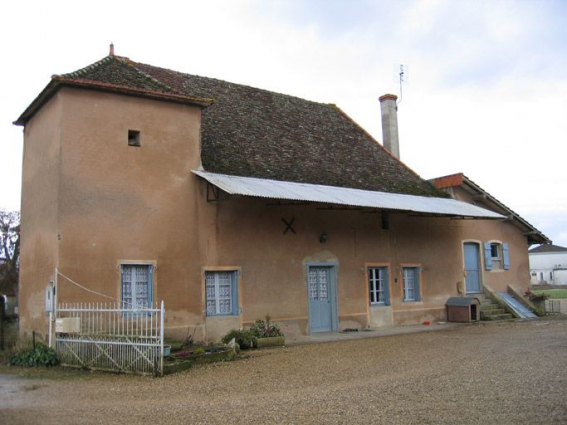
top-left (128, 130), bottom-right (141, 147)
top-left (368, 266), bottom-right (390, 306)
top-left (205, 271), bottom-right (239, 316)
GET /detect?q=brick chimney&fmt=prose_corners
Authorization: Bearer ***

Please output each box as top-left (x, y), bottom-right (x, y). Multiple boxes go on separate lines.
top-left (379, 94), bottom-right (400, 159)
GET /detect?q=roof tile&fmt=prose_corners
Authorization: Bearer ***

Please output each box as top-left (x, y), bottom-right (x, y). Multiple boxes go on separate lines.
top-left (21, 55), bottom-right (448, 197)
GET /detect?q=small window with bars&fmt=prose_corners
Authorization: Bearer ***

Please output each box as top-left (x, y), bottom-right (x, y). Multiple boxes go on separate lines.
top-left (205, 271), bottom-right (238, 316)
top-left (368, 266), bottom-right (390, 305)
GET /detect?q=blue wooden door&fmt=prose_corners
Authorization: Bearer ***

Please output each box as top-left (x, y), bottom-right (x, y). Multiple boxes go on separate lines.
top-left (308, 266), bottom-right (334, 333)
top-left (464, 243), bottom-right (481, 293)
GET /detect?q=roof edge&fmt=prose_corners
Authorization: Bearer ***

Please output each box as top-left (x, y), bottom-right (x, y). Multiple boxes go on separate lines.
top-left (193, 170), bottom-right (504, 220)
top-left (431, 173), bottom-right (551, 245)
top-left (14, 63), bottom-right (213, 126)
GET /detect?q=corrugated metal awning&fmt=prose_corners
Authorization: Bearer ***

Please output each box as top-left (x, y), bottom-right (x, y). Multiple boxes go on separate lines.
top-left (193, 170), bottom-right (504, 219)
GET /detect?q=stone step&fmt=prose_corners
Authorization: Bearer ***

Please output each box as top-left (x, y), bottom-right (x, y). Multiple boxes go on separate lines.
top-left (482, 313), bottom-right (514, 321)
top-left (481, 304), bottom-right (502, 311)
top-left (482, 308), bottom-right (507, 316)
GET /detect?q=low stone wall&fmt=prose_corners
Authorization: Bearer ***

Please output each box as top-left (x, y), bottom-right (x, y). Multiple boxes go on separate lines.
top-left (545, 299), bottom-right (567, 314)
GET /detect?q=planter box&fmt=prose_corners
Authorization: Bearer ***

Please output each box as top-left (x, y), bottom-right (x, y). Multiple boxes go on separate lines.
top-left (163, 359), bottom-right (193, 375)
top-left (191, 348), bottom-right (236, 364)
top-left (255, 336), bottom-right (285, 348)
top-left (164, 348), bottom-right (236, 375)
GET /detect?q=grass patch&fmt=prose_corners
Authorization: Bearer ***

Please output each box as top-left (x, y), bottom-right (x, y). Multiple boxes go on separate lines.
top-left (532, 289), bottom-right (567, 299)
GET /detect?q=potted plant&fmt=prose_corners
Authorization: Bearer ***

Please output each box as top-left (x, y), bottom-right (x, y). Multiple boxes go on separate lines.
top-left (250, 315), bottom-right (285, 348)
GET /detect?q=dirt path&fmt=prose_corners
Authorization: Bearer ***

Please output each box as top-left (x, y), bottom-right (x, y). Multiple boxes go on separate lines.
top-left (1, 318), bottom-right (566, 424)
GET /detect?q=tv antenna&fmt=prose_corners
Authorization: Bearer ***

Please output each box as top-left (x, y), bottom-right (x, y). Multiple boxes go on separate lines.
top-left (393, 64), bottom-right (408, 106)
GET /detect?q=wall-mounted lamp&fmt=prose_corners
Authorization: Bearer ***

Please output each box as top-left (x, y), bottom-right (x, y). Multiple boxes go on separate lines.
top-left (319, 231), bottom-right (328, 243)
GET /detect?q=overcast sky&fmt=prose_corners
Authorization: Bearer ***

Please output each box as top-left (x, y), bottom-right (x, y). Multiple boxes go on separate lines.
top-left (1, 0), bottom-right (566, 246)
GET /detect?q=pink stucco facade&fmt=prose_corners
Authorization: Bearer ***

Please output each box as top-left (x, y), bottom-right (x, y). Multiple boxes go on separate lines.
top-left (18, 87), bottom-right (533, 342)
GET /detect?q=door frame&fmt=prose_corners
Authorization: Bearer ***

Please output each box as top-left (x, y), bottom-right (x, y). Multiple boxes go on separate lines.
top-left (463, 241), bottom-right (483, 294)
top-left (306, 263), bottom-right (339, 333)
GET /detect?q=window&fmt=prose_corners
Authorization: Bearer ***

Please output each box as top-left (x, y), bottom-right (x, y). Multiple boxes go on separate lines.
top-left (121, 264), bottom-right (153, 309)
top-left (205, 271), bottom-right (238, 316)
top-left (368, 267), bottom-right (390, 305)
top-left (128, 130), bottom-right (141, 147)
top-left (402, 267), bottom-right (421, 302)
top-left (483, 242), bottom-right (510, 271)
top-left (490, 243), bottom-right (501, 262)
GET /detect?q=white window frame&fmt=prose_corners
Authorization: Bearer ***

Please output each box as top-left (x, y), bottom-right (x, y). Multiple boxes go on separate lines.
top-left (368, 266), bottom-right (389, 305)
top-left (490, 243), bottom-right (502, 269)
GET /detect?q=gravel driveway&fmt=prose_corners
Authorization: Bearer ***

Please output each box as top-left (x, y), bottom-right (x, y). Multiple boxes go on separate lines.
top-left (1, 317), bottom-right (566, 424)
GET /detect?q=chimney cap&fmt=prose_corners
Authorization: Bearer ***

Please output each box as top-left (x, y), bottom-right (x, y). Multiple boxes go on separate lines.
top-left (379, 94), bottom-right (398, 102)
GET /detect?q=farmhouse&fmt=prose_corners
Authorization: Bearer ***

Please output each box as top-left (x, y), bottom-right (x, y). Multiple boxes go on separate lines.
top-left (15, 48), bottom-right (548, 342)
top-left (529, 244), bottom-right (567, 285)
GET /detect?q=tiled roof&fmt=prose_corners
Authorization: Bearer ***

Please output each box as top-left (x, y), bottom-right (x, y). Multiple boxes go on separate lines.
top-left (432, 173), bottom-right (551, 245)
top-left (16, 55), bottom-right (446, 197)
top-left (529, 244), bottom-right (567, 254)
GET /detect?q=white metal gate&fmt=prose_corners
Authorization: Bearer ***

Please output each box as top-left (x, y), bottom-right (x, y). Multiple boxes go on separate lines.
top-left (55, 301), bottom-right (164, 375)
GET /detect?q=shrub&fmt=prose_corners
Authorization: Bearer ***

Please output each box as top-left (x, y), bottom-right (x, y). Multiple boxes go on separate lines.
top-left (221, 329), bottom-right (256, 349)
top-left (249, 315), bottom-right (284, 339)
top-left (9, 343), bottom-right (59, 367)
top-left (525, 290), bottom-right (549, 302)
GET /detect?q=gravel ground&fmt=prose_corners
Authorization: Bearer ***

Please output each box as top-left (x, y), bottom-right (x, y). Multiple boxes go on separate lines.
top-left (1, 317), bottom-right (566, 424)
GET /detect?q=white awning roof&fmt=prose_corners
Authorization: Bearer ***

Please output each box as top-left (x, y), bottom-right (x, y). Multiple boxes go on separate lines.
top-left (193, 170), bottom-right (504, 219)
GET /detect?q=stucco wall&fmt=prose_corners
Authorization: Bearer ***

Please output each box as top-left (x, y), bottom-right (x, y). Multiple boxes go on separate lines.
top-left (19, 88), bottom-right (208, 340)
top-left (19, 87), bottom-right (532, 342)
top-left (530, 252), bottom-right (567, 269)
top-left (204, 194), bottom-right (530, 332)
top-left (451, 186), bottom-right (531, 294)
top-left (56, 88), bottom-right (208, 339)
top-left (19, 93), bottom-right (62, 340)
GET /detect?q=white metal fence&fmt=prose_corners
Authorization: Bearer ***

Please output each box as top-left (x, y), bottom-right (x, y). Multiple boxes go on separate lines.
top-left (55, 301), bottom-right (164, 376)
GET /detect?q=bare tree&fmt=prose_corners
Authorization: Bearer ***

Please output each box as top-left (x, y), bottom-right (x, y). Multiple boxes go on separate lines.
top-left (0, 210), bottom-right (20, 296)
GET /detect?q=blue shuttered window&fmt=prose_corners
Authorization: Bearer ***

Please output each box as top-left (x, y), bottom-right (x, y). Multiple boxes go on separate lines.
top-left (484, 241), bottom-right (510, 271)
top-left (502, 243), bottom-right (510, 270)
top-left (402, 267), bottom-right (421, 302)
top-left (483, 242), bottom-right (493, 270)
top-left (206, 271), bottom-right (239, 316)
top-left (368, 267), bottom-right (390, 306)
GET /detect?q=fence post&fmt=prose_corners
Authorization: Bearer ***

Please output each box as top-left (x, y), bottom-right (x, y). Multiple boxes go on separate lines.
top-left (160, 300), bottom-right (164, 376)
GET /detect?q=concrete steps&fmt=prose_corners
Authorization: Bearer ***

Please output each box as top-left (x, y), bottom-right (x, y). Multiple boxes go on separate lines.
top-left (471, 294), bottom-right (514, 321)
top-left (483, 313), bottom-right (515, 321)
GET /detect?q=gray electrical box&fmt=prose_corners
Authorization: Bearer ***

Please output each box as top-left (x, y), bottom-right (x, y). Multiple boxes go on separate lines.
top-left (45, 284), bottom-right (54, 313)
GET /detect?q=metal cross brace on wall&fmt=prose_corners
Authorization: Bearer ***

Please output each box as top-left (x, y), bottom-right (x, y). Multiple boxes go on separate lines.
top-left (282, 217), bottom-right (296, 234)
top-left (207, 182), bottom-right (224, 202)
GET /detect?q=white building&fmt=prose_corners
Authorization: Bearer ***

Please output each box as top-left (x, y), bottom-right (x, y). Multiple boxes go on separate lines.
top-left (529, 244), bottom-right (567, 285)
